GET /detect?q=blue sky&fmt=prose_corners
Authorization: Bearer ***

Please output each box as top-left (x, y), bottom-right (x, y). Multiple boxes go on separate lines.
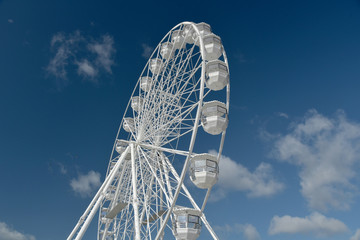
top-left (1, 0), bottom-right (360, 239)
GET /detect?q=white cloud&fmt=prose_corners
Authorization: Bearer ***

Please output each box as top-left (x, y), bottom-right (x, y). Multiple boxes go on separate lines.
top-left (277, 112), bottom-right (289, 119)
top-left (271, 109), bottom-right (360, 211)
top-left (243, 224), bottom-right (261, 240)
top-left (215, 223), bottom-right (261, 240)
top-left (350, 229), bottom-right (360, 240)
top-left (46, 31), bottom-right (83, 87)
top-left (8, 19), bottom-right (14, 23)
top-left (141, 43), bottom-right (153, 59)
top-left (88, 35), bottom-right (115, 73)
top-left (209, 150), bottom-right (284, 201)
top-left (70, 171), bottom-right (101, 197)
top-left (76, 59), bottom-right (98, 80)
top-left (268, 212), bottom-right (348, 237)
top-left (0, 222), bottom-right (35, 240)
top-left (47, 31), bottom-right (115, 89)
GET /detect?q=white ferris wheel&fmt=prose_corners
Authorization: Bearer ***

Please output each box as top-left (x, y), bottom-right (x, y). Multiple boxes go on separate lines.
top-left (67, 21), bottom-right (230, 240)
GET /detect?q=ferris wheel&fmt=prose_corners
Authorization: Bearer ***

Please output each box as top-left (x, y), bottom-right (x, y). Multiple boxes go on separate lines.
top-left (67, 21), bottom-right (230, 240)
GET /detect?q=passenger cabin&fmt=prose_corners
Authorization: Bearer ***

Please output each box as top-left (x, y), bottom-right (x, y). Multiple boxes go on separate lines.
top-left (160, 42), bottom-right (174, 60)
top-left (131, 96), bottom-right (143, 112)
top-left (114, 140), bottom-right (131, 161)
top-left (149, 58), bottom-right (164, 75)
top-left (123, 118), bottom-right (135, 133)
top-left (109, 154), bottom-right (130, 172)
top-left (171, 30), bottom-right (185, 49)
top-left (183, 25), bottom-right (195, 44)
top-left (140, 76), bottom-right (152, 92)
top-left (115, 140), bottom-right (127, 154)
top-left (201, 101), bottom-right (228, 135)
top-left (205, 60), bottom-right (229, 91)
top-left (189, 153), bottom-right (219, 189)
top-left (193, 22), bottom-right (211, 46)
top-left (203, 34), bottom-right (222, 61)
top-left (173, 207), bottom-right (202, 240)
top-left (195, 22), bottom-right (211, 37)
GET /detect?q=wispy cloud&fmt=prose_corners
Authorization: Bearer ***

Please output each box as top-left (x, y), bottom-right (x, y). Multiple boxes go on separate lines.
top-left (141, 43), bottom-right (153, 59)
top-left (70, 170), bottom-right (101, 197)
top-left (88, 35), bottom-right (115, 73)
top-left (209, 150), bottom-right (284, 201)
top-left (0, 222), bottom-right (35, 240)
top-left (47, 160), bottom-right (68, 175)
top-left (46, 31), bottom-right (83, 88)
top-left (271, 109), bottom-right (360, 211)
top-left (46, 31), bottom-right (115, 90)
top-left (76, 59), bottom-right (98, 80)
top-left (7, 19), bottom-right (14, 23)
top-left (268, 212), bottom-right (348, 237)
top-left (350, 229), bottom-right (360, 240)
top-left (277, 112), bottom-right (289, 119)
top-left (215, 223), bottom-right (261, 240)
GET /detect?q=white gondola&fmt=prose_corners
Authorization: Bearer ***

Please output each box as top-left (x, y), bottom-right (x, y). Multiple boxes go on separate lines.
top-left (183, 25), bottom-right (195, 44)
top-left (123, 118), bottom-right (135, 133)
top-left (194, 22), bottom-right (212, 46)
top-left (173, 207), bottom-right (202, 240)
top-left (114, 140), bottom-right (131, 161)
top-left (171, 30), bottom-right (185, 49)
top-left (115, 140), bottom-right (127, 154)
top-left (201, 101), bottom-right (228, 135)
top-left (149, 58), bottom-right (164, 75)
top-left (189, 153), bottom-right (219, 189)
top-left (205, 60), bottom-right (229, 91)
top-left (160, 42), bottom-right (175, 60)
top-left (131, 96), bottom-right (143, 112)
top-left (196, 22), bottom-right (212, 36)
top-left (140, 76), bottom-right (152, 92)
top-left (203, 34), bottom-right (223, 61)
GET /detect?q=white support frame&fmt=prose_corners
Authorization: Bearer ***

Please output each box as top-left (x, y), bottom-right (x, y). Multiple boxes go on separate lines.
top-left (67, 146), bottom-right (130, 240)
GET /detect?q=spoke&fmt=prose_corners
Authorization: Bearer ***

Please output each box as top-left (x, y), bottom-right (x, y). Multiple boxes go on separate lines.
top-left (138, 146), bottom-right (173, 205)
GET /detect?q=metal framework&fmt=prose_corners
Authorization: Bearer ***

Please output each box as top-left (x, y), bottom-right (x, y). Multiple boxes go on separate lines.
top-left (67, 21), bottom-right (230, 240)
